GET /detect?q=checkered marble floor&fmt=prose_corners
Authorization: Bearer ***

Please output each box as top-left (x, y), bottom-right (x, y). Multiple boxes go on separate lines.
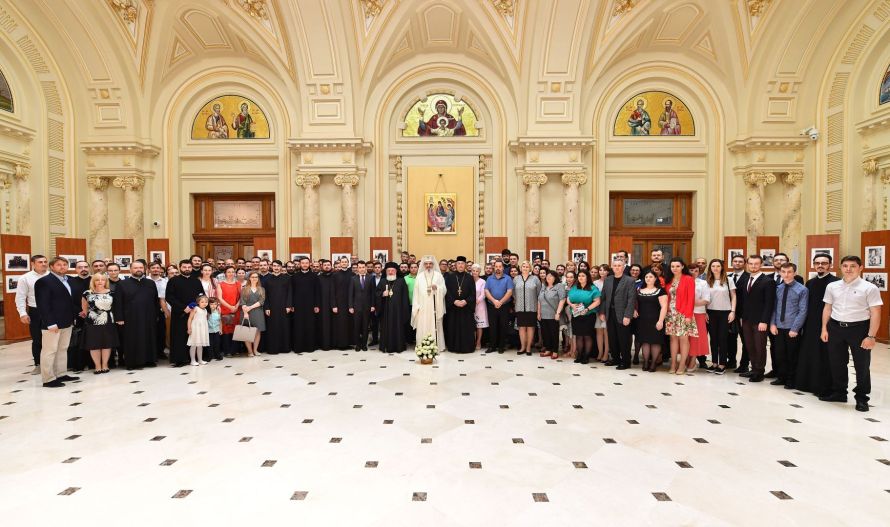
top-left (0, 339), bottom-right (888, 526)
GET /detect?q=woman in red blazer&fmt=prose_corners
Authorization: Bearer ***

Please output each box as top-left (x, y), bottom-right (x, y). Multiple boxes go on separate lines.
top-left (665, 257), bottom-right (698, 375)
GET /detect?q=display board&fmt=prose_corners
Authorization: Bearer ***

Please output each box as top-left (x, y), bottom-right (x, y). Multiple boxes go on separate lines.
top-left (1, 234), bottom-right (32, 339)
top-left (861, 230), bottom-right (890, 342)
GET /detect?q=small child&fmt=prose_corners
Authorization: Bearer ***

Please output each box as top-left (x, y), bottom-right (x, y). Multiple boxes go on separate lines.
top-left (207, 298), bottom-right (223, 361)
top-left (187, 295), bottom-right (210, 366)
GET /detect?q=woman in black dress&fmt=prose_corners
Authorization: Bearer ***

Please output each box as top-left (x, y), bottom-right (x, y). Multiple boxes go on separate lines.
top-left (635, 270), bottom-right (667, 372)
top-left (81, 273), bottom-right (119, 374)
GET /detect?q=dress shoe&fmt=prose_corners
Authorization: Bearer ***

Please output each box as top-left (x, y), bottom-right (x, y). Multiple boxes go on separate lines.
top-left (616, 365), bottom-right (629, 370)
top-left (485, 347), bottom-right (495, 353)
top-left (748, 374), bottom-right (764, 382)
top-left (819, 394), bottom-right (847, 403)
top-left (43, 380), bottom-right (64, 388)
top-left (783, 384), bottom-right (796, 390)
top-left (57, 375), bottom-right (79, 382)
top-left (354, 345), bottom-right (362, 351)
top-left (764, 370), bottom-right (777, 379)
top-left (739, 371), bottom-right (753, 378)
top-left (145, 362), bottom-right (158, 367)
top-left (855, 401), bottom-right (869, 412)
top-left (714, 367), bottom-right (726, 375)
top-left (733, 366), bottom-right (748, 374)
top-left (604, 360), bottom-right (616, 366)
top-left (769, 379), bottom-right (785, 386)
top-left (632, 357), bottom-right (640, 365)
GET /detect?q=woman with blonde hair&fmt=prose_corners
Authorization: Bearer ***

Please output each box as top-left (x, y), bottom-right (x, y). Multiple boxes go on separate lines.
top-left (471, 263), bottom-right (488, 350)
top-left (81, 272), bottom-right (119, 374)
top-left (240, 272), bottom-right (266, 356)
top-left (513, 261), bottom-right (542, 356)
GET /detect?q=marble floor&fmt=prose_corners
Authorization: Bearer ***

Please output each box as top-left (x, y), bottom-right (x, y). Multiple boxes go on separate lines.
top-left (0, 340), bottom-right (888, 527)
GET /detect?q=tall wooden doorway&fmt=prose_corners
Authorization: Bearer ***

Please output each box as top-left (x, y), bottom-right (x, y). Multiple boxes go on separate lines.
top-left (192, 193), bottom-right (276, 260)
top-left (609, 192), bottom-right (693, 265)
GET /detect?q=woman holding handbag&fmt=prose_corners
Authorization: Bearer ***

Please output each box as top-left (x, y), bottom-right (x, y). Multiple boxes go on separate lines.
top-left (216, 266), bottom-right (241, 357)
top-left (239, 272), bottom-right (266, 356)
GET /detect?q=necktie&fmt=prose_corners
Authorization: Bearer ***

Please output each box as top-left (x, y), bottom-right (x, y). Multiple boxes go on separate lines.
top-left (361, 276), bottom-right (365, 288)
top-left (747, 276), bottom-right (754, 293)
top-left (780, 284), bottom-right (789, 322)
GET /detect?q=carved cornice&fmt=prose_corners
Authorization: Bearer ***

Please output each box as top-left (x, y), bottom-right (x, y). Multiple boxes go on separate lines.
top-left (113, 174), bottom-right (145, 191)
top-left (80, 140), bottom-right (160, 157)
top-left (509, 136), bottom-right (596, 151)
top-left (727, 136), bottom-right (810, 153)
top-left (87, 174), bottom-right (110, 190)
top-left (334, 173), bottom-right (360, 188)
top-left (521, 172), bottom-right (548, 186)
top-left (287, 138), bottom-right (372, 153)
top-left (863, 158), bottom-right (878, 176)
top-left (742, 171), bottom-right (776, 187)
top-left (855, 112), bottom-right (890, 134)
top-left (0, 119), bottom-right (37, 141)
top-left (561, 171), bottom-right (588, 186)
top-left (13, 164), bottom-right (30, 180)
top-left (294, 173), bottom-right (320, 189)
top-left (784, 171), bottom-right (804, 186)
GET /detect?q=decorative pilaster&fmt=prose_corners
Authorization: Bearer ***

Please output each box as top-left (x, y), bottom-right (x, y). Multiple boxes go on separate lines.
top-left (478, 154), bottom-right (487, 257)
top-left (742, 171), bottom-right (776, 249)
top-left (395, 156), bottom-right (403, 253)
top-left (521, 172), bottom-right (547, 236)
top-left (561, 171), bottom-right (588, 237)
top-left (862, 158), bottom-right (879, 231)
top-left (334, 173), bottom-right (360, 243)
top-left (782, 171), bottom-right (804, 260)
top-left (113, 175), bottom-right (146, 259)
top-left (12, 163), bottom-right (30, 234)
top-left (295, 173), bottom-right (321, 242)
top-left (881, 168), bottom-right (890, 229)
top-left (0, 171), bottom-right (11, 233)
top-left (88, 175), bottom-right (111, 259)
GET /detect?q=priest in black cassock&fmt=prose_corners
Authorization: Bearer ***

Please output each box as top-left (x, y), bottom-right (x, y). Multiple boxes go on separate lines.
top-left (444, 256), bottom-right (476, 353)
top-left (794, 253), bottom-right (839, 395)
top-left (113, 260), bottom-right (160, 369)
top-left (165, 260), bottom-right (205, 367)
top-left (331, 258), bottom-right (354, 350)
top-left (292, 257), bottom-right (320, 353)
top-left (263, 260), bottom-right (293, 354)
top-left (376, 262), bottom-right (410, 353)
top-left (316, 260), bottom-right (335, 350)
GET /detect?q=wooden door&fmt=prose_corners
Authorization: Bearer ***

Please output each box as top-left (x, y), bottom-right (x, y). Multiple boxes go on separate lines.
top-left (611, 192), bottom-right (693, 265)
top-left (192, 193), bottom-right (275, 260)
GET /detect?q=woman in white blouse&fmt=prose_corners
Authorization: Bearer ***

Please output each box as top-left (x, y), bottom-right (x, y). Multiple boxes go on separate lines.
top-left (705, 259), bottom-right (736, 375)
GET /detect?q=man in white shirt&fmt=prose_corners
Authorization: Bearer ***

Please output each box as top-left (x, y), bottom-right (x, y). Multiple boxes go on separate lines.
top-left (14, 255), bottom-right (48, 374)
top-left (820, 255), bottom-right (883, 412)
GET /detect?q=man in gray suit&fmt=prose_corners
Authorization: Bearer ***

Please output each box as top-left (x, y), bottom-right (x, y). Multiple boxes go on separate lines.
top-left (599, 260), bottom-right (637, 369)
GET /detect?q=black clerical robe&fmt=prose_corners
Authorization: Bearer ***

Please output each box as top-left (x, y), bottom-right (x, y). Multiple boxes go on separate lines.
top-left (444, 271), bottom-right (476, 353)
top-left (332, 270), bottom-right (354, 349)
top-left (263, 273), bottom-right (293, 354)
top-left (67, 275), bottom-right (90, 371)
top-left (376, 277), bottom-right (410, 353)
top-left (316, 272), bottom-right (335, 350)
top-left (794, 273), bottom-right (839, 394)
top-left (292, 271), bottom-right (320, 353)
top-left (113, 276), bottom-right (160, 368)
top-left (165, 274), bottom-right (204, 365)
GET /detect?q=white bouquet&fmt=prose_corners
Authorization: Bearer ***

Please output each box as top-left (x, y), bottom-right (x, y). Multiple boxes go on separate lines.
top-left (415, 334), bottom-right (439, 362)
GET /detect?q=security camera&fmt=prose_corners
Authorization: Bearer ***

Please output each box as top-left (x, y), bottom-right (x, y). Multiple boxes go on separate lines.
top-left (800, 126), bottom-right (819, 141)
top-left (152, 220), bottom-right (160, 227)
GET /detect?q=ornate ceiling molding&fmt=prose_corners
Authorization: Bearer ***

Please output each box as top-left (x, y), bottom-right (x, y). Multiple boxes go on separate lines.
top-left (612, 0), bottom-right (636, 18)
top-left (508, 136), bottom-right (596, 150)
top-left (727, 136), bottom-right (811, 153)
top-left (287, 138), bottom-right (373, 153)
top-left (747, 0), bottom-right (774, 18)
top-left (80, 140), bottom-right (161, 157)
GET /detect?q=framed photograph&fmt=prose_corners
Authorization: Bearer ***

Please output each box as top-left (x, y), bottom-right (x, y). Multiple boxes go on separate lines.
top-left (5, 253), bottom-right (29, 271)
top-left (114, 255), bottom-right (132, 270)
top-left (864, 272), bottom-right (888, 291)
top-left (6, 275), bottom-right (19, 293)
top-left (610, 253), bottom-right (631, 266)
top-left (256, 249), bottom-right (273, 261)
top-left (290, 253), bottom-right (310, 263)
top-left (149, 251), bottom-right (166, 265)
top-left (425, 192), bottom-right (457, 234)
top-left (811, 247), bottom-right (835, 266)
top-left (331, 253), bottom-right (351, 264)
top-left (727, 248), bottom-right (744, 264)
top-left (486, 253), bottom-right (501, 263)
top-left (865, 246), bottom-right (885, 269)
top-left (571, 250), bottom-right (588, 264)
top-left (373, 250), bottom-right (389, 265)
top-left (60, 254), bottom-right (85, 269)
top-left (529, 250), bottom-right (546, 263)
top-left (760, 249), bottom-right (776, 268)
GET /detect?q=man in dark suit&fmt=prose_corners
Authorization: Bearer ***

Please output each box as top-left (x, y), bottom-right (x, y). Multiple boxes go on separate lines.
top-left (728, 254), bottom-right (749, 372)
top-left (599, 260), bottom-right (638, 369)
top-left (764, 253), bottom-right (804, 378)
top-left (34, 257), bottom-right (80, 388)
top-left (348, 261), bottom-right (376, 351)
top-left (641, 248), bottom-right (671, 278)
top-left (739, 255), bottom-right (776, 382)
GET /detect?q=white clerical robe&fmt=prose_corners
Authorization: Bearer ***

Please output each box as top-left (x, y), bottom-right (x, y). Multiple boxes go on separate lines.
top-left (411, 270), bottom-right (446, 350)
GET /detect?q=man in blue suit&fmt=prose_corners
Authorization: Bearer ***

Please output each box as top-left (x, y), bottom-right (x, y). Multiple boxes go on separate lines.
top-left (35, 257), bottom-right (80, 387)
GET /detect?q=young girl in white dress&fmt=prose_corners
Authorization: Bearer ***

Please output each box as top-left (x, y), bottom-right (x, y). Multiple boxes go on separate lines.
top-left (187, 295), bottom-right (211, 366)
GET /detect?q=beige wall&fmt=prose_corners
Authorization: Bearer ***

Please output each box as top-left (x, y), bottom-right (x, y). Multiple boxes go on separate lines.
top-left (406, 166), bottom-right (475, 259)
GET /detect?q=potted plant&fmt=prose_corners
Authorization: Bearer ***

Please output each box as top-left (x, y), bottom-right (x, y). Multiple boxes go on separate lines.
top-left (415, 334), bottom-right (439, 365)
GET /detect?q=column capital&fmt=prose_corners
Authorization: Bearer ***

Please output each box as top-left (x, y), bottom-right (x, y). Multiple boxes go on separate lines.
top-left (87, 174), bottom-right (110, 190)
top-left (561, 171), bottom-right (587, 186)
top-left (783, 170), bottom-right (804, 186)
top-left (295, 173), bottom-right (320, 189)
top-left (863, 158), bottom-right (879, 176)
top-left (13, 163), bottom-right (30, 180)
top-left (743, 171), bottom-right (776, 187)
top-left (334, 173), bottom-right (359, 188)
top-left (881, 167), bottom-right (890, 185)
top-left (521, 172), bottom-right (548, 186)
top-left (113, 174), bottom-right (145, 191)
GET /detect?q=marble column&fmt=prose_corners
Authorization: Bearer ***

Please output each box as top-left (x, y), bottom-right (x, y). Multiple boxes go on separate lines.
top-left (782, 171), bottom-right (804, 261)
top-left (742, 171), bottom-right (775, 249)
top-left (113, 175), bottom-right (146, 259)
top-left (862, 158), bottom-right (878, 231)
top-left (561, 171), bottom-right (588, 237)
top-left (295, 173), bottom-right (321, 240)
top-left (522, 172), bottom-right (547, 235)
top-left (87, 175), bottom-right (110, 259)
top-left (13, 163), bottom-right (30, 235)
top-left (334, 173), bottom-right (360, 242)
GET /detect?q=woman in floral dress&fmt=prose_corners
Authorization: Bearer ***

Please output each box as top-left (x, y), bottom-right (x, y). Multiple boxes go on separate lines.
top-left (665, 258), bottom-right (697, 375)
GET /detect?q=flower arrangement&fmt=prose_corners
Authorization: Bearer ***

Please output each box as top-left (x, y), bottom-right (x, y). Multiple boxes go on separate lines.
top-left (415, 334), bottom-right (438, 364)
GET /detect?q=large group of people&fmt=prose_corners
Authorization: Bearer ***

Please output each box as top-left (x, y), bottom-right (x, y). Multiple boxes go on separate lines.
top-left (13, 247), bottom-right (881, 412)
